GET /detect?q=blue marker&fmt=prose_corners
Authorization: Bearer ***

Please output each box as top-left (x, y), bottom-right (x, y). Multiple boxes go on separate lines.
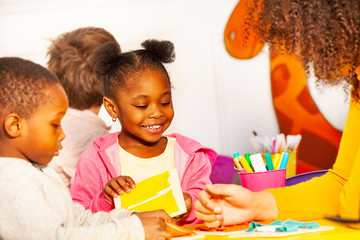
top-left (279, 151), bottom-right (290, 169)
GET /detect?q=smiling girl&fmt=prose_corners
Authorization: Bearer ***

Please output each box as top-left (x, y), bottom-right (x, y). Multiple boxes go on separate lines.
top-left (70, 39), bottom-right (217, 225)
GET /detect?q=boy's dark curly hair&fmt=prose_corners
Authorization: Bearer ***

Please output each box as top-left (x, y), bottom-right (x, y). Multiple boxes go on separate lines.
top-left (94, 39), bottom-right (175, 100)
top-left (47, 27), bottom-right (119, 109)
top-left (0, 57), bottom-right (60, 118)
top-left (250, 0), bottom-right (360, 100)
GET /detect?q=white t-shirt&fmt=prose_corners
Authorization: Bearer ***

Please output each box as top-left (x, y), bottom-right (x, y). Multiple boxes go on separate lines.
top-left (119, 137), bottom-right (176, 183)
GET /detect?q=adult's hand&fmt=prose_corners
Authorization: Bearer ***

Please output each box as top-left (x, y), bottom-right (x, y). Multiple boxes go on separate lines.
top-left (194, 184), bottom-right (278, 228)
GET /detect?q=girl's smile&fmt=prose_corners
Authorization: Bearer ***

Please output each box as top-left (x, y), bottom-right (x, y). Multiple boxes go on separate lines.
top-left (142, 123), bottom-right (166, 134)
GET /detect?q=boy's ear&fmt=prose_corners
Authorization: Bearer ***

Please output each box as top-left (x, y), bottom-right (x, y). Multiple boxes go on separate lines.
top-left (4, 113), bottom-right (23, 137)
top-left (103, 97), bottom-right (118, 119)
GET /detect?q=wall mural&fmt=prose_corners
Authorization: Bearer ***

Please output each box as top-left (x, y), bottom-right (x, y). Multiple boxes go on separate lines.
top-left (224, 0), bottom-right (342, 173)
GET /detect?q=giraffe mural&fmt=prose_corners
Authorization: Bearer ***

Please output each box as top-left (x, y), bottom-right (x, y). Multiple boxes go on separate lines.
top-left (224, 0), bottom-right (342, 173)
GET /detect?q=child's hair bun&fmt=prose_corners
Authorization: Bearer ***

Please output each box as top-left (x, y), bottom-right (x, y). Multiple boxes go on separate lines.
top-left (141, 39), bottom-right (175, 64)
top-left (93, 41), bottom-right (121, 75)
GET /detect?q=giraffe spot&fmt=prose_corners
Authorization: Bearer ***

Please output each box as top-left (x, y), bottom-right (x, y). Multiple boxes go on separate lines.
top-left (276, 110), bottom-right (294, 134)
top-left (271, 64), bottom-right (290, 98)
top-left (297, 88), bottom-right (320, 115)
top-left (297, 130), bottom-right (338, 169)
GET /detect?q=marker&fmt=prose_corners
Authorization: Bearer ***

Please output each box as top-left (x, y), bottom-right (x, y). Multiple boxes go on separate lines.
top-left (234, 153), bottom-right (253, 173)
top-left (249, 154), bottom-right (260, 172)
top-left (274, 133), bottom-right (285, 153)
top-left (279, 151), bottom-right (290, 169)
top-left (249, 154), bottom-right (267, 172)
top-left (271, 139), bottom-right (276, 154)
top-left (273, 153), bottom-right (282, 170)
top-left (244, 153), bottom-right (252, 166)
top-left (278, 134), bottom-right (286, 152)
top-left (264, 152), bottom-right (274, 170)
top-left (292, 135), bottom-right (302, 151)
top-left (244, 153), bottom-right (254, 171)
top-left (257, 153), bottom-right (267, 172)
top-left (232, 152), bottom-right (243, 170)
top-left (285, 135), bottom-right (292, 150)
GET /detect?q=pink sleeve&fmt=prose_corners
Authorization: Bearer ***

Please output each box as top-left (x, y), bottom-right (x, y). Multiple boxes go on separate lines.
top-left (70, 146), bottom-right (114, 213)
top-left (180, 151), bottom-right (214, 225)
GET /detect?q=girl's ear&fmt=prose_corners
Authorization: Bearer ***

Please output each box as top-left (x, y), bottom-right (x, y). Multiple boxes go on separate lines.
top-left (4, 113), bottom-right (23, 138)
top-left (103, 96), bottom-right (119, 119)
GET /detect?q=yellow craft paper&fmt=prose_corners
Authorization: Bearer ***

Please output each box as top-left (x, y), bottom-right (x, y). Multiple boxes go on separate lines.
top-left (120, 171), bottom-right (171, 207)
top-left (127, 189), bottom-right (179, 214)
top-left (118, 170), bottom-right (185, 217)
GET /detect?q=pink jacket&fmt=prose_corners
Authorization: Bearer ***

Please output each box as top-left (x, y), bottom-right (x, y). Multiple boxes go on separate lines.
top-left (70, 132), bottom-right (217, 225)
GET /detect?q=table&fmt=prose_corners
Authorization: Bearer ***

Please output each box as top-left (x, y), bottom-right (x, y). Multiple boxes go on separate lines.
top-left (177, 219), bottom-right (360, 239)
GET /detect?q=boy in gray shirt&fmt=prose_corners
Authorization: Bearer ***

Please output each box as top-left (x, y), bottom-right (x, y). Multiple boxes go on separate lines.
top-left (0, 57), bottom-right (171, 240)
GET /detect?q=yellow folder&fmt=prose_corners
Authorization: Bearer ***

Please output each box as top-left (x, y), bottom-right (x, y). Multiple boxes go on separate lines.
top-left (114, 169), bottom-right (187, 217)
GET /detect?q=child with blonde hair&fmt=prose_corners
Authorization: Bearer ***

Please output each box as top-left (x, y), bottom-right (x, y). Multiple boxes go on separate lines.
top-left (47, 27), bottom-right (119, 189)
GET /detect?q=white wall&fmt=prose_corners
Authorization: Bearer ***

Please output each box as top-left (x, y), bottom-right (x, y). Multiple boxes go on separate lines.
top-left (0, 0), bottom-right (349, 156)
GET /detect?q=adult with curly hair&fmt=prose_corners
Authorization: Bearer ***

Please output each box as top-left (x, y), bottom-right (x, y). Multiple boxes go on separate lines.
top-left (195, 0), bottom-right (360, 227)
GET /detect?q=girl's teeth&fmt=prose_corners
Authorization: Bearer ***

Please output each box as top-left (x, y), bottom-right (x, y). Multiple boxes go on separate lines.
top-left (145, 125), bottom-right (160, 129)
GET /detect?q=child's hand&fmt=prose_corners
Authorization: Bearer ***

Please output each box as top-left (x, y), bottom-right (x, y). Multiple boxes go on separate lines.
top-left (103, 175), bottom-right (136, 203)
top-left (134, 210), bottom-right (172, 240)
top-left (172, 192), bottom-right (192, 224)
top-left (183, 192), bottom-right (192, 213)
top-left (134, 209), bottom-right (173, 223)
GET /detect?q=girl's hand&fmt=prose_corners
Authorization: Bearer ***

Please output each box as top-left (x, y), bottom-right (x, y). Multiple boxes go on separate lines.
top-left (172, 192), bottom-right (192, 224)
top-left (103, 175), bottom-right (136, 203)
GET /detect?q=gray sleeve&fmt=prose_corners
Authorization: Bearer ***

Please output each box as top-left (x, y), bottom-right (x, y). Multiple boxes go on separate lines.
top-left (0, 176), bottom-right (144, 240)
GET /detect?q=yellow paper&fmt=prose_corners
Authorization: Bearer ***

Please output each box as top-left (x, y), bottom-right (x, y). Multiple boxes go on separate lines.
top-left (114, 169), bottom-right (187, 217)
